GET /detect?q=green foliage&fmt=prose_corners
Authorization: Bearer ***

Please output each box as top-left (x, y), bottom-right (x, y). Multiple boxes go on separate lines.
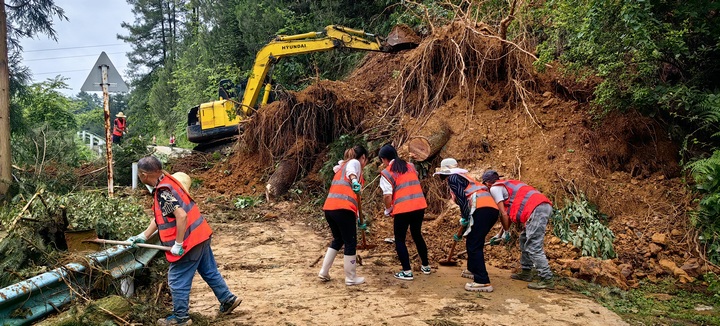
top-left (17, 77), bottom-right (78, 131)
top-left (564, 277), bottom-right (720, 325)
top-left (687, 150), bottom-right (720, 264)
top-left (552, 193), bottom-right (616, 259)
top-left (59, 192), bottom-right (149, 240)
top-left (535, 0), bottom-right (720, 154)
top-left (113, 137), bottom-right (153, 186)
top-left (233, 195), bottom-right (262, 209)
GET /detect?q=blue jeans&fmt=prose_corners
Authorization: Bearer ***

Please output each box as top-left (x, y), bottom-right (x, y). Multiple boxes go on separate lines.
top-left (168, 239), bottom-right (235, 318)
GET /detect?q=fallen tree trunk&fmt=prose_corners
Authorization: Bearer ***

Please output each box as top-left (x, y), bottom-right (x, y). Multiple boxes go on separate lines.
top-left (407, 122), bottom-right (451, 161)
top-left (265, 158), bottom-right (300, 201)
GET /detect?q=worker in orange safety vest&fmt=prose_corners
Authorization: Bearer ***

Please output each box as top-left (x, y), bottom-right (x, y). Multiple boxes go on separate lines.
top-left (378, 144), bottom-right (430, 281)
top-left (435, 158), bottom-right (499, 292)
top-left (112, 112), bottom-right (127, 144)
top-left (129, 156), bottom-right (241, 325)
top-left (318, 145), bottom-right (368, 286)
top-left (482, 170), bottom-right (555, 290)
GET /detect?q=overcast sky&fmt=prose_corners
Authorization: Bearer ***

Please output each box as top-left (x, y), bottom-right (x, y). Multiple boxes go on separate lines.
top-left (20, 0), bottom-right (134, 96)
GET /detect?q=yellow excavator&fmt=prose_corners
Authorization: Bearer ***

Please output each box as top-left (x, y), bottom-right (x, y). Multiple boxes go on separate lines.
top-left (187, 25), bottom-right (418, 149)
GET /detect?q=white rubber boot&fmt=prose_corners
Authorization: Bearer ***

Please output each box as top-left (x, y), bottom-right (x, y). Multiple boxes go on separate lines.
top-left (318, 248), bottom-right (338, 281)
top-left (344, 255), bottom-right (365, 285)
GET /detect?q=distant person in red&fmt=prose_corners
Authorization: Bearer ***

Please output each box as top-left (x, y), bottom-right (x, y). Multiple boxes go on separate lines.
top-left (112, 112), bottom-right (127, 143)
top-left (169, 134), bottom-right (177, 147)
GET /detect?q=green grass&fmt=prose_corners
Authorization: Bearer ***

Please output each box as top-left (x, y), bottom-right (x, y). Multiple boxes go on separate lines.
top-left (562, 275), bottom-right (720, 325)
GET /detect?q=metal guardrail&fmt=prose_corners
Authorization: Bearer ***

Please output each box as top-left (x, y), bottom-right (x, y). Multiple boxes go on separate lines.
top-left (76, 130), bottom-right (106, 156)
top-left (0, 235), bottom-right (161, 326)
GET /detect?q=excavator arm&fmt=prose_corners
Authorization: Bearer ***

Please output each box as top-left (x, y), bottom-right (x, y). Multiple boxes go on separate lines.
top-left (240, 25), bottom-right (393, 115)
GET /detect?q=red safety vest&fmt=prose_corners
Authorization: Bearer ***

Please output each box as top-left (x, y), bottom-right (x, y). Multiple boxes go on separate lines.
top-left (457, 174), bottom-right (497, 209)
top-left (380, 161), bottom-right (427, 215)
top-left (323, 161), bottom-right (364, 215)
top-left (153, 173), bottom-right (213, 263)
top-left (112, 118), bottom-right (126, 136)
top-left (493, 179), bottom-right (552, 224)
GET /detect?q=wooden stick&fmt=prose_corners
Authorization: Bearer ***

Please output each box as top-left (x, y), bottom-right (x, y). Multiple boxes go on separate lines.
top-left (86, 239), bottom-right (171, 251)
top-left (154, 282), bottom-right (164, 305)
top-left (391, 312), bottom-right (417, 318)
top-left (8, 191), bottom-right (41, 231)
top-left (309, 254), bottom-right (323, 267)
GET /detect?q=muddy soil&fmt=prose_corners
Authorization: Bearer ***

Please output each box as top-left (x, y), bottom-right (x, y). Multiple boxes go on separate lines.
top-left (185, 213), bottom-right (626, 325)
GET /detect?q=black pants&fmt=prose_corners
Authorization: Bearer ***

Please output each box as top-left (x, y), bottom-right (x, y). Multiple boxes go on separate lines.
top-left (466, 207), bottom-right (499, 284)
top-left (112, 134), bottom-right (122, 143)
top-left (324, 209), bottom-right (357, 255)
top-left (394, 209), bottom-right (429, 271)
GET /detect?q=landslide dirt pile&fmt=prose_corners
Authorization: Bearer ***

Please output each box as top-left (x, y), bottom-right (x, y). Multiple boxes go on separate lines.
top-left (195, 20), bottom-right (714, 287)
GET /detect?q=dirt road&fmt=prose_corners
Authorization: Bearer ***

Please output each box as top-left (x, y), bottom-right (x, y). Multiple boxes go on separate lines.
top-left (186, 218), bottom-right (626, 325)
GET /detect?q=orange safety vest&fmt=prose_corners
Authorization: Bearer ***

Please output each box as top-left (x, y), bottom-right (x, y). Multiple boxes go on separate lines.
top-left (153, 173), bottom-right (213, 263)
top-left (380, 161), bottom-right (427, 215)
top-left (112, 118), bottom-right (126, 136)
top-left (323, 161), bottom-right (364, 215)
top-left (493, 179), bottom-right (552, 224)
top-left (458, 173), bottom-right (497, 209)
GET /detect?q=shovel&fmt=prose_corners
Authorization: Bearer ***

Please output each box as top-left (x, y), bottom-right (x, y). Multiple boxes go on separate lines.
top-left (355, 193), bottom-right (376, 250)
top-left (84, 238), bottom-right (171, 251)
top-left (438, 224), bottom-right (467, 266)
top-left (66, 229), bottom-right (170, 252)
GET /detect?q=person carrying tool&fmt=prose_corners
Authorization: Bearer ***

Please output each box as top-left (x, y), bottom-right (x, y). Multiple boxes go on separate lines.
top-left (378, 144), bottom-right (430, 280)
top-left (482, 170), bottom-right (555, 290)
top-left (434, 158), bottom-right (499, 292)
top-left (112, 112), bottom-right (127, 144)
top-left (318, 145), bottom-right (368, 286)
top-left (129, 156), bottom-right (241, 325)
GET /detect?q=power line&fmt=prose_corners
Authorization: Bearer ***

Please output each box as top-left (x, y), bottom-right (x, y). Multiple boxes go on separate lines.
top-left (34, 69), bottom-right (91, 76)
top-left (25, 51), bottom-right (126, 62)
top-left (25, 43), bottom-right (126, 53)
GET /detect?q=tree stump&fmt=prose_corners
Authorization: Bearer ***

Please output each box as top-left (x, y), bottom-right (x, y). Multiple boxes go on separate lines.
top-left (407, 122), bottom-right (451, 161)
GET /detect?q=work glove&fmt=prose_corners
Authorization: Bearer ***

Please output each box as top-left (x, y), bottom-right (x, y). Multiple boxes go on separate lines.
top-left (453, 234), bottom-right (463, 242)
top-left (127, 233), bottom-right (147, 248)
top-left (459, 218), bottom-right (469, 227)
top-left (171, 241), bottom-right (184, 256)
top-left (351, 179), bottom-right (361, 193)
top-left (357, 218), bottom-right (368, 230)
top-left (384, 207), bottom-right (393, 217)
top-left (489, 230), bottom-right (511, 246)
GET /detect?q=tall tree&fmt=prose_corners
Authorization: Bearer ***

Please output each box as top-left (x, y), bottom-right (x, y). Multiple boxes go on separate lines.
top-left (0, 0), bottom-right (66, 197)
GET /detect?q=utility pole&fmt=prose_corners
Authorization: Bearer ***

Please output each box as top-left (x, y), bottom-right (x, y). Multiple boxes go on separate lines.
top-left (82, 52), bottom-right (128, 197)
top-left (0, 0), bottom-right (11, 197)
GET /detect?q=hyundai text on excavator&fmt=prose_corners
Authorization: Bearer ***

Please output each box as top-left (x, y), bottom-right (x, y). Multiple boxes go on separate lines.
top-left (186, 25), bottom-right (418, 149)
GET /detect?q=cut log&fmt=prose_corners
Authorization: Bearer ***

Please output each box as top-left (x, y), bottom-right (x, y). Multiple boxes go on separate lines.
top-left (266, 158), bottom-right (299, 201)
top-left (407, 122), bottom-right (451, 161)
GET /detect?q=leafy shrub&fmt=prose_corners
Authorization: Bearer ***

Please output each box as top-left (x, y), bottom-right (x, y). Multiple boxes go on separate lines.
top-left (234, 196), bottom-right (262, 209)
top-left (58, 192), bottom-right (149, 240)
top-left (687, 150), bottom-right (720, 264)
top-left (552, 193), bottom-right (616, 259)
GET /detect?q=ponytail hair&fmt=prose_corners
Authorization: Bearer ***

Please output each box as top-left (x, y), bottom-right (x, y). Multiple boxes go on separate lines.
top-left (378, 144), bottom-right (408, 174)
top-left (351, 145), bottom-right (367, 160)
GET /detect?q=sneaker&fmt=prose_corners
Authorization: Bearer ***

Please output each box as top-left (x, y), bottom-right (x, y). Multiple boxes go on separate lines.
top-left (510, 269), bottom-right (534, 282)
top-left (218, 296), bottom-right (242, 316)
top-left (528, 277), bottom-right (555, 290)
top-left (318, 274), bottom-right (331, 282)
top-left (464, 282), bottom-right (494, 292)
top-left (394, 271), bottom-right (414, 280)
top-left (421, 265), bottom-right (431, 275)
top-left (460, 270), bottom-right (474, 280)
top-left (157, 315), bottom-right (192, 326)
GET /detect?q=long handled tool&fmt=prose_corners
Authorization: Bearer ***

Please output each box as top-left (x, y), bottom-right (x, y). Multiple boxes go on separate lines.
top-left (355, 192), bottom-right (377, 250)
top-left (438, 224), bottom-right (466, 266)
top-left (84, 238), bottom-right (172, 251)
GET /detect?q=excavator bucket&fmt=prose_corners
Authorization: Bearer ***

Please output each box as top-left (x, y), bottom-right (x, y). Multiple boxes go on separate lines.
top-left (384, 25), bottom-right (420, 52)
